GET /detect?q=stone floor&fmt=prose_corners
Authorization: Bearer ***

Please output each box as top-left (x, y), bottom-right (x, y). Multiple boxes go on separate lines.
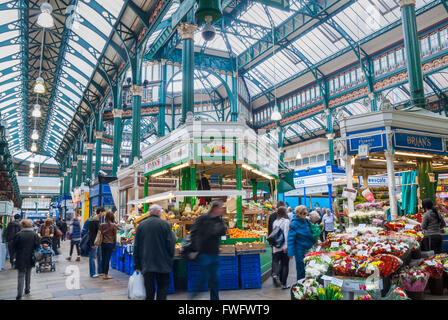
top-left (1, 240), bottom-right (446, 300)
top-left (0, 240), bottom-right (294, 300)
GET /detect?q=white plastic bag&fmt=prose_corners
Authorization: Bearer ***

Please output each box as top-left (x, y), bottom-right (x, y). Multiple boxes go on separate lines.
top-left (128, 271), bottom-right (146, 300)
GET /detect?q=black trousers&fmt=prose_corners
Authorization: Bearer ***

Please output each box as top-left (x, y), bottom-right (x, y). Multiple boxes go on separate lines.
top-left (422, 235), bottom-right (442, 254)
top-left (101, 243), bottom-right (114, 275)
top-left (143, 272), bottom-right (170, 300)
top-left (7, 242), bottom-right (15, 266)
top-left (17, 267), bottom-right (32, 298)
top-left (272, 251), bottom-right (289, 286)
top-left (69, 240), bottom-right (80, 257)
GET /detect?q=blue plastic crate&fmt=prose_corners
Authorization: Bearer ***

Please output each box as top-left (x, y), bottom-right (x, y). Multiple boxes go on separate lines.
top-left (124, 252), bottom-right (131, 275)
top-left (442, 239), bottom-right (448, 254)
top-left (239, 254), bottom-right (262, 289)
top-left (187, 262), bottom-right (208, 292)
top-left (218, 256), bottom-right (239, 290)
top-left (110, 250), bottom-right (117, 269)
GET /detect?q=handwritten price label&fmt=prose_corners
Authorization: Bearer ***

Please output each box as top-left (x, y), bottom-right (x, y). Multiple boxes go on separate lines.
top-left (331, 278), bottom-right (344, 287)
top-left (358, 224), bottom-right (366, 228)
top-left (330, 242), bottom-right (339, 248)
top-left (425, 260), bottom-right (436, 266)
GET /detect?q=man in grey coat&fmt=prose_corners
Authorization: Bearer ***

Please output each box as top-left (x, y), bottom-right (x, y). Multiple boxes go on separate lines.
top-left (134, 204), bottom-right (176, 300)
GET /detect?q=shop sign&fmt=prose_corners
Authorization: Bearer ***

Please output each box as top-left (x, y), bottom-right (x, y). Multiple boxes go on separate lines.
top-left (348, 134), bottom-right (384, 154)
top-left (144, 144), bottom-right (189, 174)
top-left (199, 141), bottom-right (234, 158)
top-left (394, 132), bottom-right (443, 153)
top-left (359, 174), bottom-right (400, 188)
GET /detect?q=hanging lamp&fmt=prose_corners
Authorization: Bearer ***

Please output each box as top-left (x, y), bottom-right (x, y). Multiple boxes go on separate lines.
top-left (31, 129), bottom-right (39, 140)
top-left (37, 1), bottom-right (54, 29)
top-left (33, 77), bottom-right (46, 94)
top-left (31, 143), bottom-right (38, 152)
top-left (32, 104), bottom-right (42, 118)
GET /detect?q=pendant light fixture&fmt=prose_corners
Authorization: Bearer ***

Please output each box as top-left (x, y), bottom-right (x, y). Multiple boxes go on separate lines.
top-left (270, 22), bottom-right (281, 122)
top-left (37, 1), bottom-right (54, 29)
top-left (32, 104), bottom-right (42, 118)
top-left (31, 129), bottom-right (39, 140)
top-left (33, 77), bottom-right (46, 94)
top-left (31, 143), bottom-right (38, 152)
top-left (30, 163), bottom-right (35, 169)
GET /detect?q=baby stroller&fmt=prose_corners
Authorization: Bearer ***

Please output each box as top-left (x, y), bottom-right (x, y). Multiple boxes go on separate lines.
top-left (35, 236), bottom-right (56, 273)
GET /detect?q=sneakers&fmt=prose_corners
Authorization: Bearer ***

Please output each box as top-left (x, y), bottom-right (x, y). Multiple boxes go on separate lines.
top-left (24, 290), bottom-right (30, 295)
top-left (91, 274), bottom-right (99, 278)
top-left (281, 285), bottom-right (290, 290)
top-left (66, 257), bottom-right (71, 261)
top-left (272, 275), bottom-right (281, 287)
top-left (75, 257), bottom-right (81, 262)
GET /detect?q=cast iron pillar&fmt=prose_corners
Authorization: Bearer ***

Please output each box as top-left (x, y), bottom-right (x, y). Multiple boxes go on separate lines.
top-left (178, 22), bottom-right (197, 124)
top-left (130, 49), bottom-right (143, 165)
top-left (94, 110), bottom-right (103, 178)
top-left (77, 154), bottom-right (83, 187)
top-left (326, 110), bottom-right (335, 165)
top-left (85, 142), bottom-right (94, 183)
top-left (112, 109), bottom-right (123, 176)
top-left (72, 157), bottom-right (77, 191)
top-left (231, 71), bottom-right (238, 122)
top-left (158, 59), bottom-right (167, 137)
top-left (400, 0), bottom-right (425, 108)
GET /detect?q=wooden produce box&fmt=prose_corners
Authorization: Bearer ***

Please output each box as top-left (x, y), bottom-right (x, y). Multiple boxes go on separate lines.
top-left (235, 242), bottom-right (266, 255)
top-left (226, 197), bottom-right (237, 213)
top-left (218, 244), bottom-right (236, 256)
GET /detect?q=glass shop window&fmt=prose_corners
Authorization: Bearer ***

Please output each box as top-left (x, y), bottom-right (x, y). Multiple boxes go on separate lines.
top-left (325, 153), bottom-right (330, 161)
top-left (396, 48), bottom-right (404, 65)
top-left (380, 55), bottom-right (388, 72)
top-left (329, 79), bottom-right (334, 92)
top-left (420, 37), bottom-right (430, 56)
top-left (309, 155), bottom-right (317, 164)
top-left (339, 75), bottom-right (345, 87)
top-left (440, 28), bottom-right (448, 48)
top-left (374, 59), bottom-right (380, 74)
top-left (345, 73), bottom-right (350, 86)
top-left (317, 153), bottom-right (325, 162)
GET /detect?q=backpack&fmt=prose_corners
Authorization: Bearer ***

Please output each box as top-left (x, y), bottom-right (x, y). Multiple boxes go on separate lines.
top-left (267, 226), bottom-right (285, 248)
top-left (180, 234), bottom-right (199, 262)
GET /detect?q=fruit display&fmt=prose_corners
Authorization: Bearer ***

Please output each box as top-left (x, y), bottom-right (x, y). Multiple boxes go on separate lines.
top-left (228, 228), bottom-right (260, 239)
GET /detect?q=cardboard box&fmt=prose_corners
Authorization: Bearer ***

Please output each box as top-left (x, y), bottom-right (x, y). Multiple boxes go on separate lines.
top-left (219, 244), bottom-right (236, 256)
top-left (226, 197), bottom-right (237, 213)
top-left (235, 242), bottom-right (265, 253)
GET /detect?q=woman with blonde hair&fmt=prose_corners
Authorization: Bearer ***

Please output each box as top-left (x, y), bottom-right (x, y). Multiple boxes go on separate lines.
top-left (13, 219), bottom-right (40, 299)
top-left (287, 205), bottom-right (315, 281)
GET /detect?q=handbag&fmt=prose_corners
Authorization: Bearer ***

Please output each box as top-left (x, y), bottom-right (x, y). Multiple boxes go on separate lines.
top-left (307, 220), bottom-right (321, 242)
top-left (94, 229), bottom-right (103, 247)
top-left (55, 227), bottom-right (62, 238)
top-left (181, 234), bottom-right (199, 262)
top-left (267, 227), bottom-right (285, 248)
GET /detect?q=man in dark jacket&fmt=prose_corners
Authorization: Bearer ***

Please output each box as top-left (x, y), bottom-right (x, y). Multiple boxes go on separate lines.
top-left (88, 207), bottom-right (105, 277)
top-left (189, 200), bottom-right (227, 300)
top-left (60, 220), bottom-right (68, 241)
top-left (5, 214), bottom-right (21, 268)
top-left (134, 204), bottom-right (176, 300)
top-left (13, 219), bottom-right (40, 300)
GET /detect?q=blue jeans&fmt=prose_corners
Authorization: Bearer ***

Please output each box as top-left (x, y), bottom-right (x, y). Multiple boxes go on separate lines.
top-left (294, 253), bottom-right (305, 281)
top-left (89, 246), bottom-right (103, 276)
top-left (191, 254), bottom-right (220, 300)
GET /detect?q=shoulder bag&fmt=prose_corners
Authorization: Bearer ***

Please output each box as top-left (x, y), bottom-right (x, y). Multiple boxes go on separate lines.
top-left (94, 227), bottom-right (103, 247)
top-left (307, 220), bottom-right (321, 242)
top-left (267, 226), bottom-right (285, 248)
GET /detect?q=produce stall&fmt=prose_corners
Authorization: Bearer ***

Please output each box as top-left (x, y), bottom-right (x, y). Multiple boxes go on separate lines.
top-left (0, 201), bottom-right (13, 271)
top-left (111, 121), bottom-right (279, 291)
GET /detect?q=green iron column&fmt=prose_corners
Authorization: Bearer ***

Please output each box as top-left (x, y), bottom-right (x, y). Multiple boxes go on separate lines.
top-left (236, 164), bottom-right (243, 229)
top-left (94, 111), bottom-right (104, 178)
top-left (112, 109), bottom-right (123, 176)
top-left (85, 142), bottom-right (94, 183)
top-left (189, 165), bottom-right (197, 207)
top-left (400, 0), bottom-right (425, 108)
top-left (231, 71), bottom-right (238, 122)
top-left (130, 49), bottom-right (143, 165)
top-left (77, 140), bottom-right (83, 187)
top-left (144, 177), bottom-right (149, 213)
top-left (62, 171), bottom-right (68, 196)
top-left (72, 154), bottom-right (77, 191)
top-left (59, 174), bottom-right (64, 198)
top-left (251, 178), bottom-right (257, 203)
top-left (178, 22), bottom-right (197, 123)
top-left (326, 109), bottom-right (335, 165)
top-left (64, 170), bottom-right (70, 195)
top-left (67, 167), bottom-right (72, 194)
top-left (158, 59), bottom-right (167, 137)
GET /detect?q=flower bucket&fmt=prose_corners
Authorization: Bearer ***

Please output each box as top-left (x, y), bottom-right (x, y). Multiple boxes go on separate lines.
top-left (444, 272), bottom-right (448, 289)
top-left (411, 247), bottom-right (421, 260)
top-left (405, 290), bottom-right (425, 300)
top-left (428, 277), bottom-right (444, 296)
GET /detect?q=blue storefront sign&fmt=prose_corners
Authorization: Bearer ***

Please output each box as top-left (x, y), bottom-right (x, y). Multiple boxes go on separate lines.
top-left (348, 134), bottom-right (385, 154)
top-left (394, 132), bottom-right (444, 153)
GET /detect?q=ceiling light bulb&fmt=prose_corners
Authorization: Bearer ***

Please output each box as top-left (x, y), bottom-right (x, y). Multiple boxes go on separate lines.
top-left (30, 163), bottom-right (35, 169)
top-left (31, 143), bottom-right (37, 152)
top-left (31, 129), bottom-right (39, 140)
top-left (37, 1), bottom-right (54, 28)
top-left (271, 110), bottom-right (282, 121)
top-left (32, 104), bottom-right (42, 118)
top-left (296, 152), bottom-right (302, 159)
top-left (29, 169), bottom-right (34, 175)
top-left (33, 77), bottom-right (46, 94)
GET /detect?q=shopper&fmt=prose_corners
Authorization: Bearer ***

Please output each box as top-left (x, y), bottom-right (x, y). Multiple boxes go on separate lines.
top-left (13, 219), bottom-right (40, 300)
top-left (51, 219), bottom-right (61, 255)
top-left (190, 200), bottom-right (227, 300)
top-left (288, 205), bottom-right (315, 281)
top-left (60, 219), bottom-right (68, 241)
top-left (268, 201), bottom-right (286, 236)
top-left (88, 207), bottom-right (105, 278)
top-left (5, 214), bottom-right (21, 268)
top-left (56, 219), bottom-right (63, 248)
top-left (272, 207), bottom-right (290, 289)
top-left (99, 211), bottom-right (118, 280)
top-left (287, 207), bottom-right (294, 221)
top-left (309, 211), bottom-right (321, 224)
top-left (66, 217), bottom-right (81, 261)
top-left (134, 204), bottom-right (176, 300)
top-left (421, 199), bottom-right (446, 254)
top-left (322, 209), bottom-right (336, 241)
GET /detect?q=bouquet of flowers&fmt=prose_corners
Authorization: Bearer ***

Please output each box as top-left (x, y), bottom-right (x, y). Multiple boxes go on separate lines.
top-left (291, 279), bottom-right (322, 300)
top-left (357, 258), bottom-right (385, 278)
top-left (355, 294), bottom-right (372, 300)
top-left (384, 219), bottom-right (406, 232)
top-left (305, 260), bottom-right (330, 279)
top-left (317, 284), bottom-right (343, 300)
top-left (368, 240), bottom-right (409, 258)
top-left (332, 256), bottom-right (363, 277)
top-left (419, 258), bottom-right (444, 279)
top-left (398, 267), bottom-right (429, 292)
top-left (372, 254), bottom-right (403, 277)
top-left (383, 287), bottom-right (409, 300)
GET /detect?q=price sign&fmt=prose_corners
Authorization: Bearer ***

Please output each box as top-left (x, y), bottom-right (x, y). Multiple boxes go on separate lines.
top-left (358, 224), bottom-right (366, 228)
top-left (322, 255), bottom-right (332, 263)
top-left (321, 275), bottom-right (333, 281)
top-left (331, 278), bottom-right (344, 287)
top-left (221, 236), bottom-right (227, 240)
top-left (351, 230), bottom-right (358, 237)
top-left (425, 260), bottom-right (436, 266)
top-left (331, 242), bottom-right (339, 248)
top-left (404, 224), bottom-right (414, 230)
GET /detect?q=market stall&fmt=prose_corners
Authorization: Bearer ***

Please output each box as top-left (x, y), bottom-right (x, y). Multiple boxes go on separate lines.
top-left (0, 201), bottom-right (13, 271)
top-left (111, 120), bottom-right (279, 291)
top-left (336, 107), bottom-right (448, 219)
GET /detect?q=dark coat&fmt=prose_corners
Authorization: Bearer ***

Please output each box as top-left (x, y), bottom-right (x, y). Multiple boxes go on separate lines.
top-left (133, 215), bottom-right (176, 274)
top-left (60, 221), bottom-right (67, 234)
top-left (70, 220), bottom-right (81, 241)
top-left (190, 213), bottom-right (226, 255)
top-left (13, 228), bottom-right (40, 271)
top-left (268, 211), bottom-right (278, 237)
top-left (88, 216), bottom-right (100, 247)
top-left (5, 220), bottom-right (21, 242)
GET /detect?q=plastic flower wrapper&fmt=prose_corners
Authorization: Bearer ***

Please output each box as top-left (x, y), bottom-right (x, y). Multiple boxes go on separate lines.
top-left (317, 284), bottom-right (343, 300)
top-left (291, 279), bottom-right (322, 300)
top-left (372, 254), bottom-right (403, 278)
top-left (419, 258), bottom-right (444, 279)
top-left (398, 266), bottom-right (429, 291)
top-left (382, 286), bottom-right (409, 300)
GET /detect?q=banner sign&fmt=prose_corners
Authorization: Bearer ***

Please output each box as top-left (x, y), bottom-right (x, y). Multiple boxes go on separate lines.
top-left (348, 134), bottom-right (385, 154)
top-left (394, 132), bottom-right (443, 153)
top-left (359, 174), bottom-right (401, 188)
top-left (144, 144), bottom-right (189, 174)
